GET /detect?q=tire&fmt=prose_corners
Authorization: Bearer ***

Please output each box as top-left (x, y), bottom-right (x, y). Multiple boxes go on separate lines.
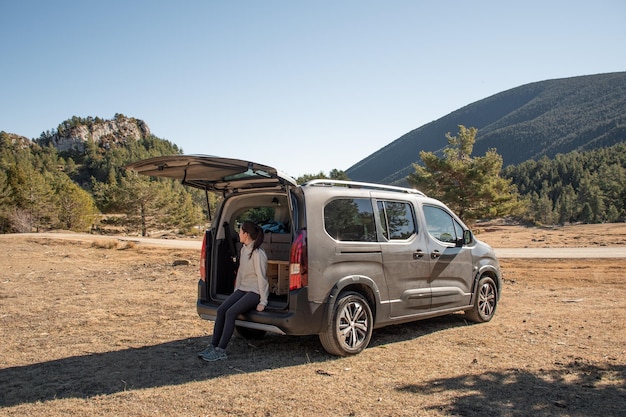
top-left (465, 276), bottom-right (498, 323)
top-left (319, 291), bottom-right (373, 356)
top-left (235, 326), bottom-right (267, 340)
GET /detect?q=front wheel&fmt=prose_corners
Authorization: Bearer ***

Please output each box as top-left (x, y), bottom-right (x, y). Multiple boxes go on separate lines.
top-left (319, 291), bottom-right (373, 356)
top-left (465, 276), bottom-right (498, 323)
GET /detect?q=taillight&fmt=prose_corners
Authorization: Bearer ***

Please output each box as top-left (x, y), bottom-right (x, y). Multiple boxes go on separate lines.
top-left (200, 232), bottom-right (207, 281)
top-left (289, 230), bottom-right (308, 290)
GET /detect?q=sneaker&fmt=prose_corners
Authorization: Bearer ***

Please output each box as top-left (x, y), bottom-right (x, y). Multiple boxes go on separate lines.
top-left (201, 347), bottom-right (227, 362)
top-left (197, 345), bottom-right (215, 357)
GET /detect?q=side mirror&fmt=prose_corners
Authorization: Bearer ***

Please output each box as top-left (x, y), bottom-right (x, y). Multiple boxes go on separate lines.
top-left (456, 230), bottom-right (472, 247)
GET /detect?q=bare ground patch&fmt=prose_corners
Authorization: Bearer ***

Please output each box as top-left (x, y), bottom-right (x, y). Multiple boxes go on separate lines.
top-left (1, 228), bottom-right (625, 416)
top-left (475, 221), bottom-right (626, 248)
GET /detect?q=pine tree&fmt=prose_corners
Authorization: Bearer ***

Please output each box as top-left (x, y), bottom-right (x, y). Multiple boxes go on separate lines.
top-left (407, 125), bottom-right (523, 225)
top-left (117, 171), bottom-right (166, 236)
top-left (52, 175), bottom-right (99, 231)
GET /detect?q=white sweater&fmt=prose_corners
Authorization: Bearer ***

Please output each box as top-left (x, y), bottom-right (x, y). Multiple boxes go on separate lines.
top-left (235, 242), bottom-right (269, 306)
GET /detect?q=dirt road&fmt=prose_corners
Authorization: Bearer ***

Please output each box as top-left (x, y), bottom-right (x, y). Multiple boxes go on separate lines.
top-left (6, 230), bottom-right (626, 258)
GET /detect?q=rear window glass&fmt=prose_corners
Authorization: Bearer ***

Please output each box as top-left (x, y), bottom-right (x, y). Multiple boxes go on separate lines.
top-left (234, 202), bottom-right (289, 234)
top-left (324, 198), bottom-right (376, 242)
top-left (377, 200), bottom-right (416, 240)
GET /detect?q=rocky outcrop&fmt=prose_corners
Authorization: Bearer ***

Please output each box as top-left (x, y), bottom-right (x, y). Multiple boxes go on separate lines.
top-left (49, 115), bottom-right (151, 153)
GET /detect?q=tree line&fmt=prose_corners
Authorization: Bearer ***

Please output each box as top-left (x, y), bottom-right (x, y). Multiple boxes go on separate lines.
top-left (0, 130), bottom-right (209, 236)
top-left (0, 123), bottom-right (624, 236)
top-left (503, 143), bottom-right (626, 224)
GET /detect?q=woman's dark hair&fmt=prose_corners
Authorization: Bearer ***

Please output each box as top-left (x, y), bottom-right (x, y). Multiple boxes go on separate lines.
top-left (241, 221), bottom-right (264, 258)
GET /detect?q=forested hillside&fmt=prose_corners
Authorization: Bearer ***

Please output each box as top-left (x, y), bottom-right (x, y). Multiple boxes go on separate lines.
top-left (0, 116), bottom-right (210, 235)
top-left (504, 143), bottom-right (626, 224)
top-left (346, 72), bottom-right (626, 185)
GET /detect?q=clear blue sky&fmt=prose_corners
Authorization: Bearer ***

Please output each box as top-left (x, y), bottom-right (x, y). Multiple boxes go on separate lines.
top-left (2, 1), bottom-right (625, 178)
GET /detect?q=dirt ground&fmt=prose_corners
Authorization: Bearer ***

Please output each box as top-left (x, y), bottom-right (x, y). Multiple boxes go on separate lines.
top-left (474, 220), bottom-right (626, 249)
top-left (0, 223), bottom-right (625, 416)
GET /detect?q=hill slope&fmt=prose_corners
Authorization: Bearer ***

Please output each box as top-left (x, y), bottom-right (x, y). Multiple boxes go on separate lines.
top-left (346, 72), bottom-right (626, 185)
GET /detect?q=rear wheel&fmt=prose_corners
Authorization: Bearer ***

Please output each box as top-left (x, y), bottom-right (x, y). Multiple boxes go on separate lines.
top-left (465, 276), bottom-right (498, 323)
top-left (319, 291), bottom-right (373, 356)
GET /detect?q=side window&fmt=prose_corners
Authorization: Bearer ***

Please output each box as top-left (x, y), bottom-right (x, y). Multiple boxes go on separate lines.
top-left (423, 205), bottom-right (459, 244)
top-left (324, 198), bottom-right (377, 242)
top-left (377, 200), bottom-right (416, 240)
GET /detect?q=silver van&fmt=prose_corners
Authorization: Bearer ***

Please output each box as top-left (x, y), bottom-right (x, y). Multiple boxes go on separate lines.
top-left (127, 155), bottom-right (502, 356)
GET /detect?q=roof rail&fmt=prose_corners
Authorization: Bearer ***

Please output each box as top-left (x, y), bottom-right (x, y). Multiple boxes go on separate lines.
top-left (302, 179), bottom-right (426, 196)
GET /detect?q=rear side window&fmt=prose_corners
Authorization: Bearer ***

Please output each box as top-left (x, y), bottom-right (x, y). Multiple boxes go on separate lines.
top-left (377, 200), bottom-right (416, 240)
top-left (324, 198), bottom-right (376, 242)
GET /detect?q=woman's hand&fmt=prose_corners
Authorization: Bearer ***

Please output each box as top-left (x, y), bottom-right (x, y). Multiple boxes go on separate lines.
top-left (256, 304), bottom-right (265, 312)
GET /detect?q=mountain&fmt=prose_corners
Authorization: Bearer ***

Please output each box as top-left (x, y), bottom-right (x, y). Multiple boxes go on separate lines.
top-left (345, 72), bottom-right (626, 185)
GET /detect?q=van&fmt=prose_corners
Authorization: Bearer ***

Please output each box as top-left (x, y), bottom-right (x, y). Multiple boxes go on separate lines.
top-left (127, 155), bottom-right (502, 356)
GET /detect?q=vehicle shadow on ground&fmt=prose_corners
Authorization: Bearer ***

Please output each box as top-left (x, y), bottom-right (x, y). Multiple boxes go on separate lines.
top-left (396, 362), bottom-right (626, 417)
top-left (369, 312), bottom-right (470, 348)
top-left (0, 314), bottom-right (468, 408)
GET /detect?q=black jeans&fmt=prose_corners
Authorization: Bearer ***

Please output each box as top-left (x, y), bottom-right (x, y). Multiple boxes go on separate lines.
top-left (211, 290), bottom-right (260, 350)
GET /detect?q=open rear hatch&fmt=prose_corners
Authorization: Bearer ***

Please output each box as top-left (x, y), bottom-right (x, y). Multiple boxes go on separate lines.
top-left (125, 154), bottom-right (297, 194)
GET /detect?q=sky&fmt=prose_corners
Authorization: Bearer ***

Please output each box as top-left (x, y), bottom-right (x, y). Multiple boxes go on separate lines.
top-left (1, 1), bottom-right (625, 179)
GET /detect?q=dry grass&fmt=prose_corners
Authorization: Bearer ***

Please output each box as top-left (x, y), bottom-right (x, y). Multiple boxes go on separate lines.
top-left (0, 226), bottom-right (625, 416)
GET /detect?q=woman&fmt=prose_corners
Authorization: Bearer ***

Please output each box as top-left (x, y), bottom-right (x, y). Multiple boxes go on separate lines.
top-left (199, 221), bottom-right (269, 362)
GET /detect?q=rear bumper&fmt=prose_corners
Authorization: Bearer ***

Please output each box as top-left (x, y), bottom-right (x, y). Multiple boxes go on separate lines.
top-left (196, 285), bottom-right (326, 336)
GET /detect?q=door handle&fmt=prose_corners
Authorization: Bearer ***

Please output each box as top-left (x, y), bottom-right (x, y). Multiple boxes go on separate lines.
top-left (413, 250), bottom-right (425, 259)
top-left (431, 250), bottom-right (441, 259)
